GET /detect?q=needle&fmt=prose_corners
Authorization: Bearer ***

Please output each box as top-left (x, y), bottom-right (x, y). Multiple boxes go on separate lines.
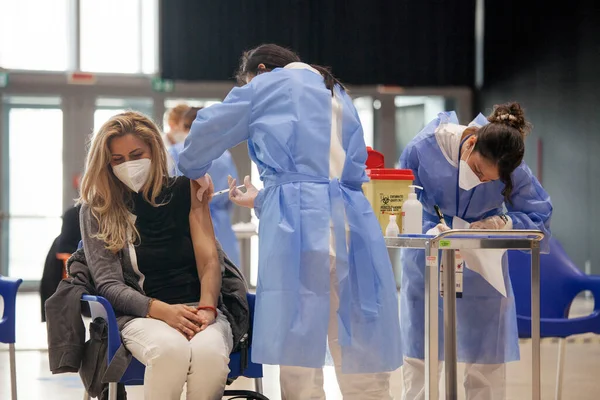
top-left (212, 185), bottom-right (245, 196)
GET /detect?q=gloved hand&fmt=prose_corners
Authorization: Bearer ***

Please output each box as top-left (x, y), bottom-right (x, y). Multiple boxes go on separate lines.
top-left (194, 174), bottom-right (214, 202)
top-left (228, 175), bottom-right (259, 209)
top-left (470, 215), bottom-right (511, 230)
top-left (426, 223), bottom-right (451, 236)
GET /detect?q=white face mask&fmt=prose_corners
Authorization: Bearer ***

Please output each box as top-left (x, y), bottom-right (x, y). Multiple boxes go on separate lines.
top-left (458, 142), bottom-right (483, 191)
top-left (112, 159), bottom-right (152, 193)
top-left (170, 131), bottom-right (187, 144)
top-left (459, 159), bottom-right (482, 191)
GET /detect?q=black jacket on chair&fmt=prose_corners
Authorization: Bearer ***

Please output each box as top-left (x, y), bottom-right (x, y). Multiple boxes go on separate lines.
top-left (40, 236), bottom-right (63, 322)
top-left (45, 250), bottom-right (130, 399)
top-left (40, 205), bottom-right (82, 322)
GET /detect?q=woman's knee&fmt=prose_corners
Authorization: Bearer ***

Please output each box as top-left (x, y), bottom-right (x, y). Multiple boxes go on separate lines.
top-left (189, 341), bottom-right (230, 375)
top-left (145, 335), bottom-right (191, 368)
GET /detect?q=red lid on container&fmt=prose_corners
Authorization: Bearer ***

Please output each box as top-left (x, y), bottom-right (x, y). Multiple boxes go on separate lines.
top-left (367, 168), bottom-right (414, 181)
top-left (366, 146), bottom-right (385, 169)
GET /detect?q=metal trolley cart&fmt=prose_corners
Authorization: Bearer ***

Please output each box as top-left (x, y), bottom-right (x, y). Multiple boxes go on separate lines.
top-left (386, 229), bottom-right (545, 400)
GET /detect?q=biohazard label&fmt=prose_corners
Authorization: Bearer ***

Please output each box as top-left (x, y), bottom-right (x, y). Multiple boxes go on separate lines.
top-left (379, 193), bottom-right (404, 214)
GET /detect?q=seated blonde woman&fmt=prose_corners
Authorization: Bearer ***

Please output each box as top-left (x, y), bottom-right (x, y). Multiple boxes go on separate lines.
top-left (78, 111), bottom-right (235, 400)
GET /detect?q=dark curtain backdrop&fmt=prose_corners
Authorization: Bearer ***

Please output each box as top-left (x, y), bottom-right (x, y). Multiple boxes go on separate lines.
top-left (160, 0), bottom-right (476, 86)
top-left (479, 0), bottom-right (600, 272)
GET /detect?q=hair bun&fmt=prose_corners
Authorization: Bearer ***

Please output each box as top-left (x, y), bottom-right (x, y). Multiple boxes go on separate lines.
top-left (487, 102), bottom-right (532, 137)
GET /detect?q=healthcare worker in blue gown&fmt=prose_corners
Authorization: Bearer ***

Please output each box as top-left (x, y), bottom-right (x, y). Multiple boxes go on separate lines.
top-left (178, 44), bottom-right (402, 400)
top-left (168, 106), bottom-right (241, 267)
top-left (399, 102), bottom-right (552, 400)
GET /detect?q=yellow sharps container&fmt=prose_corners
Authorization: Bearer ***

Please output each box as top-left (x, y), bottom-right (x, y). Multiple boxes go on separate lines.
top-left (363, 147), bottom-right (415, 233)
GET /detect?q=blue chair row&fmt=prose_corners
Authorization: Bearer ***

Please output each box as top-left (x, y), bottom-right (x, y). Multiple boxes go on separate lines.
top-left (509, 237), bottom-right (600, 400)
top-left (0, 275), bottom-right (23, 400)
top-left (82, 292), bottom-right (267, 400)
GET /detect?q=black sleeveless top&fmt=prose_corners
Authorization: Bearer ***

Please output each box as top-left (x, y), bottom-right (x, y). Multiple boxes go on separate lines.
top-left (131, 176), bottom-right (200, 304)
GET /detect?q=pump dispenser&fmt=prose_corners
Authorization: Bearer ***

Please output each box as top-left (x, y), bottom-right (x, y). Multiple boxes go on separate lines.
top-left (402, 185), bottom-right (423, 234)
top-left (385, 214), bottom-right (400, 237)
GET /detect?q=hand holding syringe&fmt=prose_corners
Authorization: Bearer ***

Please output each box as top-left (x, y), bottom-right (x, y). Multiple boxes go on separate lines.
top-left (212, 185), bottom-right (245, 197)
top-left (211, 175), bottom-right (259, 209)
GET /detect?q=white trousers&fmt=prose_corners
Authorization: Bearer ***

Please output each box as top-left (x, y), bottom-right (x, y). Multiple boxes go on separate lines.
top-left (401, 357), bottom-right (506, 400)
top-left (279, 255), bottom-right (393, 400)
top-left (121, 311), bottom-right (233, 400)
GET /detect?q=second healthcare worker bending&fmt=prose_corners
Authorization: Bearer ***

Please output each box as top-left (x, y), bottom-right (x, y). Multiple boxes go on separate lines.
top-left (399, 103), bottom-right (552, 400)
top-left (178, 44), bottom-right (401, 399)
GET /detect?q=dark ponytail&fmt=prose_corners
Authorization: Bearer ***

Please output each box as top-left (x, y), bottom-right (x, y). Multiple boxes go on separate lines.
top-left (236, 44), bottom-right (344, 96)
top-left (473, 102), bottom-right (532, 203)
top-left (308, 64), bottom-right (346, 95)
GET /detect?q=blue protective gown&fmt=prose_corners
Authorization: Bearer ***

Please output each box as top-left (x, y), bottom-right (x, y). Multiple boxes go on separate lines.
top-left (178, 65), bottom-right (402, 373)
top-left (170, 144), bottom-right (241, 267)
top-left (399, 111), bottom-right (552, 364)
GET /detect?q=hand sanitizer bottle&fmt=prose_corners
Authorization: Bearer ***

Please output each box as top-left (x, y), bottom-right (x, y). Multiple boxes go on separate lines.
top-left (402, 185), bottom-right (423, 234)
top-left (385, 214), bottom-right (400, 237)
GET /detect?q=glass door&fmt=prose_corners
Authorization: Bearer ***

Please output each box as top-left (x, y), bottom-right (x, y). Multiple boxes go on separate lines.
top-left (1, 96), bottom-right (63, 282)
top-left (94, 97), bottom-right (154, 133)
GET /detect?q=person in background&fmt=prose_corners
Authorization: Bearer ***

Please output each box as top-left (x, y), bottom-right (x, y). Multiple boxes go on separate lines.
top-left (178, 44), bottom-right (401, 400)
top-left (165, 103), bottom-right (190, 147)
top-left (164, 104), bottom-right (190, 173)
top-left (398, 102), bottom-right (552, 400)
top-left (169, 107), bottom-right (241, 267)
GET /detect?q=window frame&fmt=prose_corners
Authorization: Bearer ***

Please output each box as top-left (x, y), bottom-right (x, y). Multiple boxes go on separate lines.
top-left (0, 0), bottom-right (158, 75)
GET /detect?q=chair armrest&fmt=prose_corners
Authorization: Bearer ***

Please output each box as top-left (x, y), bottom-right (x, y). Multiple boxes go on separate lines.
top-left (81, 295), bottom-right (123, 361)
top-left (579, 276), bottom-right (600, 312)
top-left (517, 311), bottom-right (600, 338)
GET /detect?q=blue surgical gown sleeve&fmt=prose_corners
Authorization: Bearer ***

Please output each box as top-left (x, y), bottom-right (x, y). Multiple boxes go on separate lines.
top-left (506, 163), bottom-right (553, 252)
top-left (253, 189), bottom-right (266, 219)
top-left (178, 84), bottom-right (254, 180)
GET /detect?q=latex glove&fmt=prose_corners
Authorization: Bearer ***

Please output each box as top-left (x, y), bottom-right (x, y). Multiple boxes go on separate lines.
top-left (426, 223), bottom-right (450, 236)
top-left (470, 215), bottom-right (511, 230)
top-left (194, 174), bottom-right (214, 202)
top-left (228, 175), bottom-right (259, 209)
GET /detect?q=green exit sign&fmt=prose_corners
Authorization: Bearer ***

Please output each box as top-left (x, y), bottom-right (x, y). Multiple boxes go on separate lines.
top-left (151, 77), bottom-right (174, 92)
top-left (0, 71), bottom-right (8, 88)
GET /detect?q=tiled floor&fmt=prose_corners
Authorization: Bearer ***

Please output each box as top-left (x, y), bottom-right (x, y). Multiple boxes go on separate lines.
top-left (1, 293), bottom-right (600, 399)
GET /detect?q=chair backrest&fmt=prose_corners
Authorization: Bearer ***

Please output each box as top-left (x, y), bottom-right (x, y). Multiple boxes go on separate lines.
top-left (247, 292), bottom-right (256, 317)
top-left (508, 237), bottom-right (584, 319)
top-left (228, 292), bottom-right (262, 380)
top-left (0, 276), bottom-right (24, 344)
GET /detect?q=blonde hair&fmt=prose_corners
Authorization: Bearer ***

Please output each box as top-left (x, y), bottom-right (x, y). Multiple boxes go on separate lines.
top-left (79, 111), bottom-right (169, 252)
top-left (168, 104), bottom-right (190, 127)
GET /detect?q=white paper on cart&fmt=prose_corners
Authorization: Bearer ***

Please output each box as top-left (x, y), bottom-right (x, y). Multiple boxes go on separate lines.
top-left (452, 217), bottom-right (507, 297)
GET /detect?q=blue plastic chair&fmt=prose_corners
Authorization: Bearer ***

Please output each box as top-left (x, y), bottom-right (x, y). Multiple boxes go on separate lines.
top-left (0, 276), bottom-right (24, 400)
top-left (508, 237), bottom-right (600, 400)
top-left (81, 292), bottom-right (267, 400)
